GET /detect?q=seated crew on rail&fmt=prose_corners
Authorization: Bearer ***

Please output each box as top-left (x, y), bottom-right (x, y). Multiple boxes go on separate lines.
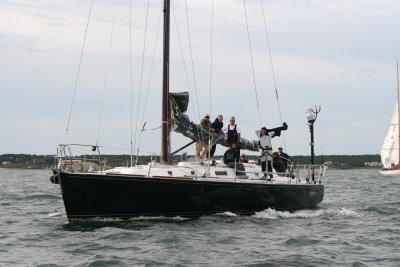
top-left (223, 142), bottom-right (245, 176)
top-left (272, 152), bottom-right (286, 176)
top-left (277, 146), bottom-right (291, 170)
top-left (222, 116), bottom-right (241, 145)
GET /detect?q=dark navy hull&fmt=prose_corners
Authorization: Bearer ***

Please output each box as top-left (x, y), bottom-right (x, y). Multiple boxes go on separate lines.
top-left (59, 172), bottom-right (324, 220)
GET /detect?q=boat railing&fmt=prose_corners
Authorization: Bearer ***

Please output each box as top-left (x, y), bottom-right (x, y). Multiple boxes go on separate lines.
top-left (235, 164), bottom-right (327, 184)
top-left (177, 161), bottom-right (327, 184)
top-left (55, 144), bottom-right (103, 173)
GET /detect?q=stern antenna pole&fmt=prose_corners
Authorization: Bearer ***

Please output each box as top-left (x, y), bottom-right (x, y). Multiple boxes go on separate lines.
top-left (129, 0), bottom-right (134, 167)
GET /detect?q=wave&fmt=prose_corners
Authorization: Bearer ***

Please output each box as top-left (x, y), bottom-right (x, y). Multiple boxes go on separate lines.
top-left (215, 211), bottom-right (238, 217)
top-left (252, 207), bottom-right (361, 220)
top-left (63, 215), bottom-right (190, 224)
top-left (48, 211), bottom-right (64, 218)
top-left (14, 194), bottom-right (62, 201)
top-left (364, 205), bottom-right (400, 215)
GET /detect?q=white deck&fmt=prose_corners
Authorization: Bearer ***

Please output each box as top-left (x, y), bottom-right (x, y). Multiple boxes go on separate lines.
top-left (101, 160), bottom-right (326, 185)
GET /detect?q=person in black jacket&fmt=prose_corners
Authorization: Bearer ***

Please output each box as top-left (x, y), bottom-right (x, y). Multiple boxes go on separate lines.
top-left (223, 143), bottom-right (245, 176)
top-left (278, 147), bottom-right (291, 170)
top-left (272, 152), bottom-right (286, 176)
top-left (210, 115), bottom-right (224, 157)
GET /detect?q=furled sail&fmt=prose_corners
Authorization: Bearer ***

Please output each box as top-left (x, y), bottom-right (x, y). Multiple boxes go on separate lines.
top-left (381, 102), bottom-right (399, 168)
top-left (170, 92), bottom-right (260, 152)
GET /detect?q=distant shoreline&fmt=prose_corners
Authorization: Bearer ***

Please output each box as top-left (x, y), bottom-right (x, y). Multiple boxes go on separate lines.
top-left (1, 153), bottom-right (381, 169)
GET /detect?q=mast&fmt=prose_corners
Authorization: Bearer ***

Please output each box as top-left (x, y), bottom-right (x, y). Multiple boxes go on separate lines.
top-left (161, 0), bottom-right (171, 163)
top-left (397, 61), bottom-right (400, 165)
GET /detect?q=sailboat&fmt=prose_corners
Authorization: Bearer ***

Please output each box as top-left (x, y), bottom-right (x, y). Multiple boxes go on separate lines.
top-left (50, 0), bottom-right (325, 221)
top-left (381, 63), bottom-right (400, 175)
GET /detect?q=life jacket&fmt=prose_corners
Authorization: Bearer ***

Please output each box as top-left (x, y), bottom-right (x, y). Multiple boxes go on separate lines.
top-left (227, 124), bottom-right (238, 143)
top-left (258, 134), bottom-right (272, 151)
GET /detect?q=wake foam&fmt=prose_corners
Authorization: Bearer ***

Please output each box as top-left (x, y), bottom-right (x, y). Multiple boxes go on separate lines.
top-left (48, 211), bottom-right (64, 217)
top-left (252, 207), bottom-right (361, 220)
top-left (216, 211), bottom-right (238, 217)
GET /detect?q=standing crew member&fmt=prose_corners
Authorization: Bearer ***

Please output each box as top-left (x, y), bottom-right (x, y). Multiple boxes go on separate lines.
top-left (222, 116), bottom-right (241, 144)
top-left (196, 114), bottom-right (212, 159)
top-left (210, 115), bottom-right (224, 157)
top-left (256, 123), bottom-right (288, 180)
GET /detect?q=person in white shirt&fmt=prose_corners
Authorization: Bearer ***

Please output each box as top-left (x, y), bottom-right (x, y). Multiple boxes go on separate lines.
top-left (222, 116), bottom-right (241, 144)
top-left (256, 122), bottom-right (288, 180)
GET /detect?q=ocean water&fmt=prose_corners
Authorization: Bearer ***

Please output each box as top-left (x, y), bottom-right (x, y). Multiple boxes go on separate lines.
top-left (0, 168), bottom-right (399, 266)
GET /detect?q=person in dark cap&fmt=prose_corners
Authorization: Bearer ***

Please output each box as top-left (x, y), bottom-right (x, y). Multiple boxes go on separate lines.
top-left (223, 142), bottom-right (240, 165)
top-left (223, 142), bottom-right (245, 176)
top-left (272, 152), bottom-right (286, 175)
top-left (278, 147), bottom-right (291, 170)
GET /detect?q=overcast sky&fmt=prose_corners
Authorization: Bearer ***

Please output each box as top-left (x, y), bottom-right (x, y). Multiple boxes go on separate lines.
top-left (1, 0), bottom-right (399, 156)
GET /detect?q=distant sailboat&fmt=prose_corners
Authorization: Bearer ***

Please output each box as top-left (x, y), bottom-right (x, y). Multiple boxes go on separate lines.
top-left (381, 63), bottom-right (400, 175)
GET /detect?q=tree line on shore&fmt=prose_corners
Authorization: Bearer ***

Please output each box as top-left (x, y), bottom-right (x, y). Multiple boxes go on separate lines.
top-left (0, 153), bottom-right (381, 169)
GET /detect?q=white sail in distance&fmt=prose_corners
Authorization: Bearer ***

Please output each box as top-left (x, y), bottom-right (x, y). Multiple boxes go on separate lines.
top-left (381, 102), bottom-right (399, 168)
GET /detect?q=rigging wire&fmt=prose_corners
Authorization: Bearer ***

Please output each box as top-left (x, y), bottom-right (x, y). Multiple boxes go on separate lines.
top-left (184, 0), bottom-right (207, 171)
top-left (243, 0), bottom-right (262, 128)
top-left (133, 0), bottom-right (151, 165)
top-left (129, 0), bottom-right (134, 167)
top-left (136, 8), bottom-right (163, 161)
top-left (96, 1), bottom-right (118, 146)
top-left (260, 0), bottom-right (287, 149)
top-left (183, 0), bottom-right (202, 126)
top-left (207, 0), bottom-right (214, 174)
top-left (183, 0), bottom-right (208, 172)
top-left (171, 1), bottom-right (202, 143)
top-left (64, 0), bottom-right (94, 142)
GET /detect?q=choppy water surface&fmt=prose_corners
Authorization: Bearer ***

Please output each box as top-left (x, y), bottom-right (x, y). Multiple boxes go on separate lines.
top-left (0, 168), bottom-right (399, 266)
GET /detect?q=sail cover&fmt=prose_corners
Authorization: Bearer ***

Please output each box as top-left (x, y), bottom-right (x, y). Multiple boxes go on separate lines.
top-left (381, 102), bottom-right (399, 168)
top-left (170, 92), bottom-right (260, 151)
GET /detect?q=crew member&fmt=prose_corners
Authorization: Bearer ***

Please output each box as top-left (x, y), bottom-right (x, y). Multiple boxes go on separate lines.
top-left (222, 116), bottom-right (241, 144)
top-left (256, 123), bottom-right (288, 180)
top-left (272, 152), bottom-right (286, 175)
top-left (196, 113), bottom-right (212, 159)
top-left (210, 115), bottom-right (224, 157)
top-left (223, 143), bottom-right (245, 176)
top-left (278, 147), bottom-right (291, 170)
